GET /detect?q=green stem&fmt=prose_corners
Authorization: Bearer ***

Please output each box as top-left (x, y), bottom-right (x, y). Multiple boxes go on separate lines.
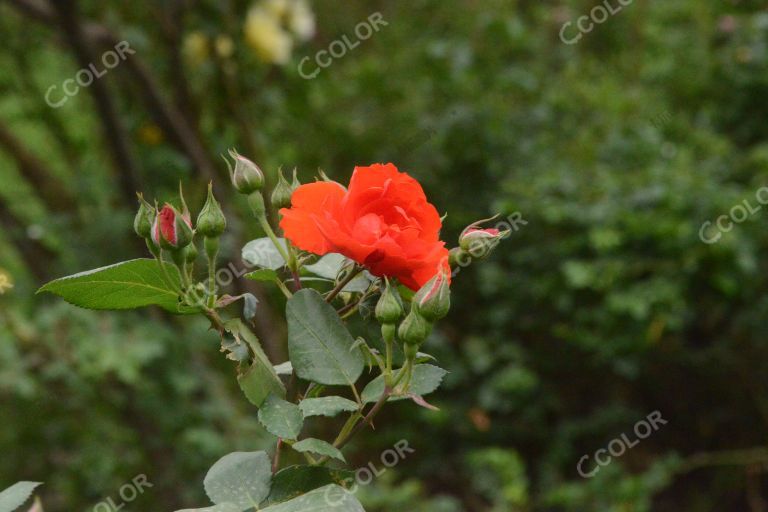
top-left (257, 214), bottom-right (291, 264)
top-left (273, 278), bottom-right (293, 299)
top-left (158, 250), bottom-right (182, 293)
top-left (325, 267), bottom-right (363, 303)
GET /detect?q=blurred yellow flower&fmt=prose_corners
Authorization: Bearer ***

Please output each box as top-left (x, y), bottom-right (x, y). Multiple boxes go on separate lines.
top-left (288, 0), bottom-right (316, 41)
top-left (138, 124), bottom-right (164, 146)
top-left (244, 7), bottom-right (293, 65)
top-left (183, 31), bottom-right (210, 67)
top-left (215, 35), bottom-right (235, 59)
top-left (0, 269), bottom-right (14, 295)
top-left (264, 0), bottom-right (291, 18)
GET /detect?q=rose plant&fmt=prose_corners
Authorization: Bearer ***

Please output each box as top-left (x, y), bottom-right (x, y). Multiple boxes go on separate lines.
top-left (39, 155), bottom-right (507, 512)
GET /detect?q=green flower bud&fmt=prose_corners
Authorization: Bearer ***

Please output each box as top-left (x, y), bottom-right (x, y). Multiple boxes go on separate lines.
top-left (271, 167), bottom-right (294, 210)
top-left (134, 193), bottom-right (155, 239)
top-left (375, 279), bottom-right (403, 324)
top-left (290, 167), bottom-right (301, 191)
top-left (184, 241), bottom-right (199, 264)
top-left (197, 182), bottom-right (226, 237)
top-left (413, 270), bottom-right (451, 322)
top-left (398, 308), bottom-right (432, 346)
top-left (226, 149), bottom-right (264, 194)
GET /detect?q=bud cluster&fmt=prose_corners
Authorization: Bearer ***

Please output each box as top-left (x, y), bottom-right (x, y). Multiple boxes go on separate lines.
top-left (374, 269), bottom-right (452, 379)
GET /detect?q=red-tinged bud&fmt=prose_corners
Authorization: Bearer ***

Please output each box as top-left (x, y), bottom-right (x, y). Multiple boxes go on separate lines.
top-left (133, 193), bottom-right (155, 239)
top-left (458, 224), bottom-right (508, 258)
top-left (398, 308), bottom-right (432, 346)
top-left (226, 149), bottom-right (264, 194)
top-left (152, 203), bottom-right (193, 250)
top-left (412, 269), bottom-right (450, 322)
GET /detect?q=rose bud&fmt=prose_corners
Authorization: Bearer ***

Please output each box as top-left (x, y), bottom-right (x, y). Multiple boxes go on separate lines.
top-left (197, 182), bottom-right (226, 238)
top-left (412, 269), bottom-right (451, 322)
top-left (375, 279), bottom-right (404, 325)
top-left (152, 203), bottom-right (193, 250)
top-left (458, 225), bottom-right (508, 259)
top-left (226, 149), bottom-right (264, 194)
top-left (271, 167), bottom-right (294, 210)
top-left (290, 167), bottom-right (301, 191)
top-left (184, 241), bottom-right (199, 264)
top-left (398, 307), bottom-right (432, 346)
top-left (133, 193), bottom-right (155, 239)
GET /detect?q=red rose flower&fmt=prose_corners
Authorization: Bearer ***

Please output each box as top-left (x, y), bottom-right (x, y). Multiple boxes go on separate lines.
top-left (279, 163), bottom-right (449, 290)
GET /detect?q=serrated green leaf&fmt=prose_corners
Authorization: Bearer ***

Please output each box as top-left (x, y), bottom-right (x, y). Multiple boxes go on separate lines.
top-left (291, 438), bottom-right (346, 463)
top-left (0, 482), bottom-right (42, 512)
top-left (286, 289), bottom-right (364, 386)
top-left (242, 237), bottom-right (288, 270)
top-left (226, 320), bottom-right (285, 407)
top-left (261, 485), bottom-right (364, 511)
top-left (245, 268), bottom-right (279, 282)
top-left (265, 465), bottom-right (354, 506)
top-left (361, 364), bottom-right (448, 403)
top-left (203, 451), bottom-right (272, 510)
top-left (258, 395), bottom-right (304, 440)
top-left (299, 397), bottom-right (358, 418)
top-left (37, 259), bottom-right (186, 313)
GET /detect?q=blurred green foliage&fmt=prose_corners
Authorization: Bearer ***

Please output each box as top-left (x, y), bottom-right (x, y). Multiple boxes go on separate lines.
top-left (1, 0), bottom-right (768, 510)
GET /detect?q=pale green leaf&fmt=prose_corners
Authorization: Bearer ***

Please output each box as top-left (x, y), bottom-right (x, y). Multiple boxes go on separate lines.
top-left (273, 361), bottom-right (293, 375)
top-left (291, 438), bottom-right (346, 463)
top-left (303, 254), bottom-right (374, 292)
top-left (242, 238), bottom-right (288, 270)
top-left (299, 397), bottom-right (358, 418)
top-left (0, 482), bottom-right (42, 512)
top-left (258, 395), bottom-right (304, 440)
top-left (175, 504), bottom-right (240, 512)
top-left (203, 451), bottom-right (272, 510)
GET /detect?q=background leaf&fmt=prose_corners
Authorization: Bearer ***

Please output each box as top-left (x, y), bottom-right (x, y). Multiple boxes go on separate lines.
top-left (203, 451), bottom-right (272, 511)
top-left (242, 238), bottom-right (288, 270)
top-left (38, 259), bottom-right (184, 313)
top-left (286, 289), bottom-right (364, 386)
